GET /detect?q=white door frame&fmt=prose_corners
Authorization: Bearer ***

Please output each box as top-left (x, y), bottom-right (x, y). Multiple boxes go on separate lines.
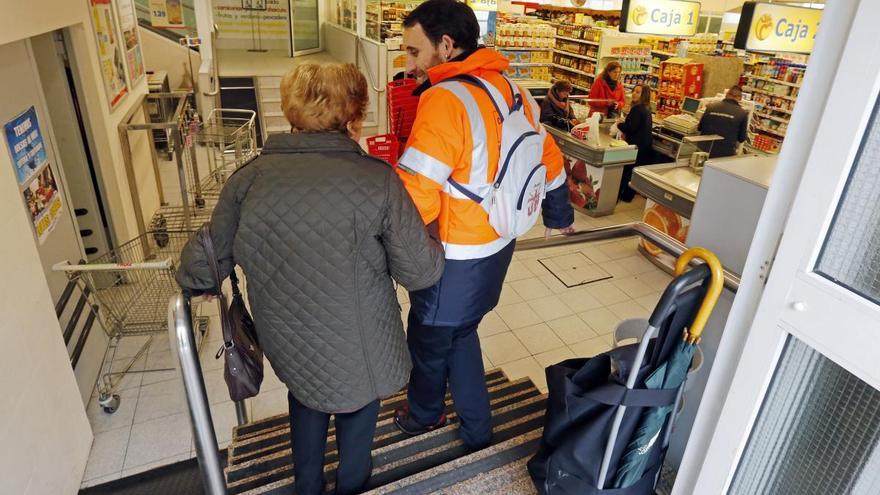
top-left (683, 0), bottom-right (880, 492)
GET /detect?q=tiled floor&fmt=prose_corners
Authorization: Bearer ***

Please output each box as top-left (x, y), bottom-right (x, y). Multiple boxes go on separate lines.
top-left (80, 186), bottom-right (670, 487)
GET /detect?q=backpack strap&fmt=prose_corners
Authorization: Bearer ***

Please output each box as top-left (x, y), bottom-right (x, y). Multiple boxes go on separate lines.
top-left (444, 74), bottom-right (513, 121)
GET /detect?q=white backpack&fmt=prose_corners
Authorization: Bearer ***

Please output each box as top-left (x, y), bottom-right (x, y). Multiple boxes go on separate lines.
top-left (439, 75), bottom-right (547, 240)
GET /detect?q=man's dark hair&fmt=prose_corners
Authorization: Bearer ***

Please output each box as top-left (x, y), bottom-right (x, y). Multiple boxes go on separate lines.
top-left (403, 0), bottom-right (480, 51)
top-left (728, 85), bottom-right (743, 96)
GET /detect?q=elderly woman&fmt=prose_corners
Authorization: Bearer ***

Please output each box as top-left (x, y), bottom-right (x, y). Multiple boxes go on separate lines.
top-left (176, 63), bottom-right (445, 495)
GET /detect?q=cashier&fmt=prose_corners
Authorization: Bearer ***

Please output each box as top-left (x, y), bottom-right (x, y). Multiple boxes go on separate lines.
top-left (588, 61), bottom-right (626, 118)
top-left (698, 85), bottom-right (749, 158)
top-left (540, 81), bottom-right (580, 130)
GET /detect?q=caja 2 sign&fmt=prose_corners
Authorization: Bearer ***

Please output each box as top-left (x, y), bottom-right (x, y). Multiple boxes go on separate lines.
top-left (620, 0), bottom-right (701, 37)
top-left (735, 2), bottom-right (823, 54)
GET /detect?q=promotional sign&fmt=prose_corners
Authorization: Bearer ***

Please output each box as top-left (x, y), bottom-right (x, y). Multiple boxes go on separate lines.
top-left (149, 0), bottom-right (185, 28)
top-left (735, 2), bottom-right (822, 54)
top-left (620, 0), bottom-right (701, 37)
top-left (213, 0), bottom-right (290, 41)
top-left (89, 0), bottom-right (129, 109)
top-left (117, 0), bottom-right (146, 83)
top-left (468, 0), bottom-right (498, 12)
top-left (4, 107), bottom-right (47, 186)
top-left (4, 108), bottom-right (64, 245)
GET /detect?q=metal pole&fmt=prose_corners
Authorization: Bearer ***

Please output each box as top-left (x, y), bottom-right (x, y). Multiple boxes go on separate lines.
top-left (172, 123), bottom-right (193, 231)
top-left (235, 400), bottom-right (249, 426)
top-left (169, 294), bottom-right (227, 495)
top-left (596, 324), bottom-right (659, 489)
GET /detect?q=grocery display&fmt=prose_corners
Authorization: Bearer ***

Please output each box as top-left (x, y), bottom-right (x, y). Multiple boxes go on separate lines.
top-left (552, 25), bottom-right (603, 92)
top-left (741, 57), bottom-right (805, 153)
top-left (657, 58), bottom-right (703, 118)
top-left (365, 0), bottom-right (422, 42)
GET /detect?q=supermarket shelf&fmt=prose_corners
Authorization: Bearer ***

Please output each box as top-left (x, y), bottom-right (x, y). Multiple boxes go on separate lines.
top-left (642, 62), bottom-right (660, 68)
top-left (551, 78), bottom-right (591, 93)
top-left (622, 71), bottom-right (650, 76)
top-left (744, 86), bottom-right (798, 101)
top-left (754, 111), bottom-right (790, 123)
top-left (554, 49), bottom-right (597, 62)
top-left (745, 143), bottom-right (778, 155)
top-left (747, 74), bottom-right (801, 88)
top-left (552, 64), bottom-right (595, 78)
top-left (556, 35), bottom-right (600, 46)
top-left (510, 63), bottom-right (552, 67)
top-left (753, 124), bottom-right (787, 138)
top-left (762, 105), bottom-right (793, 115)
top-left (497, 46), bottom-right (553, 52)
top-left (652, 50), bottom-right (677, 57)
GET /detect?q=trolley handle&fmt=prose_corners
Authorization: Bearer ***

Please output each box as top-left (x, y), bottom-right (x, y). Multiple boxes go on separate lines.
top-left (53, 259), bottom-right (174, 272)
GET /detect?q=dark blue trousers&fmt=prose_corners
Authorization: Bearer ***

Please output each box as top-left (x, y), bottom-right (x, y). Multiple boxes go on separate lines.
top-left (406, 315), bottom-right (492, 450)
top-left (288, 393), bottom-right (380, 495)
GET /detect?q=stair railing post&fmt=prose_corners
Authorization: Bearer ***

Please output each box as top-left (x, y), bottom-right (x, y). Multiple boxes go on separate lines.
top-left (169, 293), bottom-right (227, 495)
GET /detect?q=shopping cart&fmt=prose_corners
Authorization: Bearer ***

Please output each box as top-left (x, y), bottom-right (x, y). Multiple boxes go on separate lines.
top-left (197, 109), bottom-right (258, 197)
top-left (528, 248), bottom-right (724, 494)
top-left (53, 230), bottom-right (207, 414)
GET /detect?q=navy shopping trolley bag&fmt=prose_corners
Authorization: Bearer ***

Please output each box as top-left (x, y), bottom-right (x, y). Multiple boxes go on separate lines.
top-left (528, 260), bottom-right (719, 495)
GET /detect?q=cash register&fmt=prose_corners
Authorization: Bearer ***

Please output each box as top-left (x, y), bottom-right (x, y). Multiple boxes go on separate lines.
top-left (653, 97), bottom-right (721, 161)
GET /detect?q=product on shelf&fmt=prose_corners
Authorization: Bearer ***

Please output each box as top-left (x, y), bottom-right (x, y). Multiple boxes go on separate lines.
top-left (496, 17), bottom-right (555, 49)
top-left (657, 58), bottom-right (703, 118)
top-left (751, 133), bottom-right (782, 154)
top-left (687, 33), bottom-right (719, 54)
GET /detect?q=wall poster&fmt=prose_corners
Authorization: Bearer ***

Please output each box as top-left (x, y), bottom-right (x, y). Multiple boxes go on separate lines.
top-left (117, 0), bottom-right (146, 84)
top-left (149, 0), bottom-right (185, 28)
top-left (213, 0), bottom-right (290, 41)
top-left (89, 0), bottom-right (130, 109)
top-left (4, 108), bottom-right (64, 245)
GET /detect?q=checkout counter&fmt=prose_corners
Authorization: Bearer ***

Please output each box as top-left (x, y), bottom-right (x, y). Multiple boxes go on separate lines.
top-left (544, 123), bottom-right (638, 217)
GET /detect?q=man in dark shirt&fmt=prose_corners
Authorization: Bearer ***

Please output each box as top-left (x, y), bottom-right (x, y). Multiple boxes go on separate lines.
top-left (698, 85), bottom-right (750, 158)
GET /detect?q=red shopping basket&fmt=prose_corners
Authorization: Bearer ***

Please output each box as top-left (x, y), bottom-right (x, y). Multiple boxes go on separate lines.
top-left (388, 79), bottom-right (420, 139)
top-left (366, 134), bottom-right (400, 166)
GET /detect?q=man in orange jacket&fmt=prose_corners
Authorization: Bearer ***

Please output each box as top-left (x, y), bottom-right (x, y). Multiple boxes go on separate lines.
top-left (394, 0), bottom-right (575, 450)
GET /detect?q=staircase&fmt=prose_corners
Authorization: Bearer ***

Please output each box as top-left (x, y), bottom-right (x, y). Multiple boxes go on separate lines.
top-left (224, 369), bottom-right (546, 494)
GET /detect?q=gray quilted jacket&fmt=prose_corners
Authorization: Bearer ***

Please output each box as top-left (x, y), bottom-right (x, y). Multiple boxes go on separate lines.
top-left (176, 132), bottom-right (445, 413)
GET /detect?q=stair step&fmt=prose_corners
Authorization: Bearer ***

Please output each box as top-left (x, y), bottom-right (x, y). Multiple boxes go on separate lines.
top-left (364, 429), bottom-right (543, 494)
top-left (233, 369), bottom-right (507, 440)
top-left (226, 391), bottom-right (547, 494)
top-left (226, 377), bottom-right (538, 480)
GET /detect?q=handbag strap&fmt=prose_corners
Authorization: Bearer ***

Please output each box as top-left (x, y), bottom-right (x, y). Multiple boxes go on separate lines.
top-left (198, 224), bottom-right (235, 347)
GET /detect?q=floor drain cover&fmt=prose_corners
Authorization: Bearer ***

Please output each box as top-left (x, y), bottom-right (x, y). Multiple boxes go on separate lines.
top-left (538, 251), bottom-right (613, 288)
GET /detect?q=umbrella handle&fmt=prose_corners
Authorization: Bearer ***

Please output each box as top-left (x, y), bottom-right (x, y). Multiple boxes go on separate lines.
top-left (674, 247), bottom-right (724, 344)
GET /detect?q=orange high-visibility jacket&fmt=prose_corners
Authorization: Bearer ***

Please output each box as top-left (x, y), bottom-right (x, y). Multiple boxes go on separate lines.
top-left (397, 48), bottom-right (569, 261)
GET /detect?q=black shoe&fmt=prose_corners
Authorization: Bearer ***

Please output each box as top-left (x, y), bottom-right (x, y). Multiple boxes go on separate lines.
top-left (394, 405), bottom-right (447, 436)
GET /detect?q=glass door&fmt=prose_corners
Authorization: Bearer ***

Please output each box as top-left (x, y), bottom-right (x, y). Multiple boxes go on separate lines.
top-left (292, 0), bottom-right (321, 54)
top-left (691, 0), bottom-right (880, 493)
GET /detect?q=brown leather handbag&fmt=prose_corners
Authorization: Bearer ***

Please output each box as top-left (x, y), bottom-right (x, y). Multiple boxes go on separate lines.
top-left (198, 224), bottom-right (264, 401)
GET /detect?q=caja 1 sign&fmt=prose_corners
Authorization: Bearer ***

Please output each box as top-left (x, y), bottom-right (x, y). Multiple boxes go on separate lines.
top-left (620, 0), bottom-right (701, 37)
top-left (735, 2), bottom-right (823, 54)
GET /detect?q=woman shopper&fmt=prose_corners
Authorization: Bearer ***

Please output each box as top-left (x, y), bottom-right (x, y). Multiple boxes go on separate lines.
top-left (540, 80), bottom-right (580, 130)
top-left (175, 63), bottom-right (445, 495)
top-left (588, 61), bottom-right (626, 118)
top-left (616, 83), bottom-right (654, 202)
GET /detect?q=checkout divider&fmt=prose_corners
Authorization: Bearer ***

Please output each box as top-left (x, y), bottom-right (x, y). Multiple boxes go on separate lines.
top-left (168, 222), bottom-right (741, 493)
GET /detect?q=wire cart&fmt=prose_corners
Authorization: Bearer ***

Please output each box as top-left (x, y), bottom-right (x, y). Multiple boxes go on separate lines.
top-left (197, 108), bottom-right (258, 197)
top-left (53, 230), bottom-right (207, 414)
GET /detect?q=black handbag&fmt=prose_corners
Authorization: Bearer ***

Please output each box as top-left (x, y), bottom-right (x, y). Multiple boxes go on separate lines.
top-left (198, 224), bottom-right (264, 401)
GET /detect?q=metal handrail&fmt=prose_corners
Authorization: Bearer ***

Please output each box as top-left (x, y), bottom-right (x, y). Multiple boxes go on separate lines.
top-left (169, 294), bottom-right (227, 495)
top-left (515, 222), bottom-right (741, 292)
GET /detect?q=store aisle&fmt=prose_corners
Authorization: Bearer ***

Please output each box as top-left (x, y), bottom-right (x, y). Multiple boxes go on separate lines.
top-left (79, 197), bottom-right (669, 488)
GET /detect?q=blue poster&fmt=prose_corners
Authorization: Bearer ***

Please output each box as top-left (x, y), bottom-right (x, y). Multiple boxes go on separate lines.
top-left (4, 107), bottom-right (48, 186)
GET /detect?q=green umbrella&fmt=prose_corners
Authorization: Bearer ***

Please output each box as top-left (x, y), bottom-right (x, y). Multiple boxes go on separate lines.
top-left (612, 338), bottom-right (695, 488)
